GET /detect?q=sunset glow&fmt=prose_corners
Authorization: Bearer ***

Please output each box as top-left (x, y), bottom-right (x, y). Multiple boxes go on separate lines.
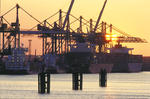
top-left (1, 0), bottom-right (150, 56)
top-left (105, 34), bottom-right (118, 41)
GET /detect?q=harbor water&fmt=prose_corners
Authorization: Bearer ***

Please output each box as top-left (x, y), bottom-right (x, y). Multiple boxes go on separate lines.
top-left (0, 72), bottom-right (150, 99)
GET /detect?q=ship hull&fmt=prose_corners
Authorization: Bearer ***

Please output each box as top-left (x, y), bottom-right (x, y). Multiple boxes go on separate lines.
top-left (89, 63), bottom-right (142, 73)
top-left (64, 52), bottom-right (92, 73)
top-left (89, 64), bottom-right (113, 73)
top-left (0, 70), bottom-right (29, 75)
top-left (128, 63), bottom-right (142, 72)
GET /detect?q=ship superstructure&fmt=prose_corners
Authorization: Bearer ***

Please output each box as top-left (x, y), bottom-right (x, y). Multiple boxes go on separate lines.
top-left (108, 44), bottom-right (142, 72)
top-left (5, 48), bottom-right (29, 74)
top-left (90, 44), bottom-right (142, 73)
top-left (64, 42), bottom-right (93, 73)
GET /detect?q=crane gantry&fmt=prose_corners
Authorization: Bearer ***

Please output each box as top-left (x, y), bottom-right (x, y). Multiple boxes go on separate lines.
top-left (0, 0), bottom-right (147, 58)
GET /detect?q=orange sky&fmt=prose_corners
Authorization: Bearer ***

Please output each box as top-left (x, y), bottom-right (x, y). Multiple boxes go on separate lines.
top-left (1, 0), bottom-right (150, 56)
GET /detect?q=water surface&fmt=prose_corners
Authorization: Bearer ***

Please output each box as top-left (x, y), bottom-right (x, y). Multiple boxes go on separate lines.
top-left (0, 72), bottom-right (150, 99)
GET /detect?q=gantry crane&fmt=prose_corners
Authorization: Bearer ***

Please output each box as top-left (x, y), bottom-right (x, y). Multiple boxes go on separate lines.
top-left (0, 0), bottom-right (147, 58)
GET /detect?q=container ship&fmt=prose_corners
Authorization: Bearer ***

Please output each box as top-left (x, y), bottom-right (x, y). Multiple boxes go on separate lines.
top-left (0, 43), bottom-right (143, 74)
top-left (64, 42), bottom-right (142, 73)
top-left (64, 42), bottom-right (93, 73)
top-left (90, 44), bottom-right (142, 73)
top-left (1, 48), bottom-right (30, 74)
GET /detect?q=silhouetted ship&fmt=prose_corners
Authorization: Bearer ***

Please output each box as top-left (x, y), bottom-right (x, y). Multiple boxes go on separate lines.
top-left (44, 54), bottom-right (58, 74)
top-left (1, 48), bottom-right (30, 74)
top-left (64, 43), bottom-right (142, 73)
top-left (90, 44), bottom-right (142, 73)
top-left (0, 43), bottom-right (142, 74)
top-left (64, 43), bottom-right (93, 73)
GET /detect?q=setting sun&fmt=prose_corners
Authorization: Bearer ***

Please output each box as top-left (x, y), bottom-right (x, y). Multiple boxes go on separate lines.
top-left (105, 34), bottom-right (118, 41)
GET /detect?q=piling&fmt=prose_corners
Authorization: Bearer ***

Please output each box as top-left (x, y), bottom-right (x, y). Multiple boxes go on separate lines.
top-left (38, 72), bottom-right (50, 94)
top-left (72, 73), bottom-right (83, 90)
top-left (99, 69), bottom-right (107, 87)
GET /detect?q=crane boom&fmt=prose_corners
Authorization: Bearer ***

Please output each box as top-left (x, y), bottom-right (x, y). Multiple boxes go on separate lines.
top-left (94, 0), bottom-right (107, 32)
top-left (62, 0), bottom-right (75, 30)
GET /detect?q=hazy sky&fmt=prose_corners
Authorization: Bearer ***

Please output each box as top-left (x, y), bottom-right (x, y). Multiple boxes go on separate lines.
top-left (1, 0), bottom-right (150, 56)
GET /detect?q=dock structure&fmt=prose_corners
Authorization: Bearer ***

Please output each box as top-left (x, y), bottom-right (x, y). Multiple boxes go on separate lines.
top-left (72, 73), bottom-right (83, 90)
top-left (38, 72), bottom-right (50, 94)
top-left (99, 69), bottom-right (107, 87)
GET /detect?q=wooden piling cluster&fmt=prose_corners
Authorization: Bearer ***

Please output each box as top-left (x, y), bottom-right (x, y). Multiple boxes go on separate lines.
top-left (38, 72), bottom-right (50, 94)
top-left (99, 69), bottom-right (107, 87)
top-left (72, 73), bottom-right (83, 90)
top-left (38, 70), bottom-right (107, 94)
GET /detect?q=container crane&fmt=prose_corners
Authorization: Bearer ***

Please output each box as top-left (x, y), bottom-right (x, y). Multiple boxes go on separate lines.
top-left (87, 0), bottom-right (108, 53)
top-left (105, 23), bottom-right (147, 43)
top-left (94, 0), bottom-right (107, 33)
top-left (62, 0), bottom-right (75, 30)
top-left (0, 2), bottom-right (147, 56)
